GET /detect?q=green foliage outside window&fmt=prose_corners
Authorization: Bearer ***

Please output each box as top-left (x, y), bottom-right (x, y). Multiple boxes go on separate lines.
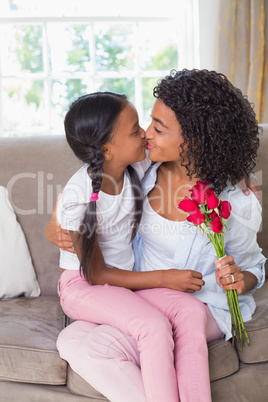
top-left (14, 25), bottom-right (43, 73)
top-left (6, 21), bottom-right (179, 134)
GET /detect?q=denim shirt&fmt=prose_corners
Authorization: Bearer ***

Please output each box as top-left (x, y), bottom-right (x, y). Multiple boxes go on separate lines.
top-left (134, 162), bottom-right (266, 340)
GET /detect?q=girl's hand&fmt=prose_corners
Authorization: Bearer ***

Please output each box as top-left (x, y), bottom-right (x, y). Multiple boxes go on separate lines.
top-left (45, 194), bottom-right (75, 253)
top-left (215, 255), bottom-right (245, 295)
top-left (163, 269), bottom-right (205, 293)
top-left (238, 174), bottom-right (261, 200)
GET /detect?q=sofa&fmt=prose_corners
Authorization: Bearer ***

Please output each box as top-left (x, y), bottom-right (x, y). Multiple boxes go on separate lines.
top-left (0, 125), bottom-right (268, 402)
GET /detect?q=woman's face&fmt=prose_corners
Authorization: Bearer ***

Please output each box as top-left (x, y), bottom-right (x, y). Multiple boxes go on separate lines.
top-left (145, 99), bottom-right (184, 162)
top-left (106, 102), bottom-right (146, 165)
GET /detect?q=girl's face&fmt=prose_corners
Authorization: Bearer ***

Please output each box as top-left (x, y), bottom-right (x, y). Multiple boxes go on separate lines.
top-left (145, 99), bottom-right (184, 162)
top-left (106, 102), bottom-right (146, 166)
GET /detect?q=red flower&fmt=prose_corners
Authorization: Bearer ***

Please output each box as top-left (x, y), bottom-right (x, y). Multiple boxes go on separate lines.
top-left (190, 180), bottom-right (209, 205)
top-left (210, 216), bottom-right (223, 233)
top-left (206, 189), bottom-right (219, 209)
top-left (179, 197), bottom-right (199, 213)
top-left (219, 200), bottom-right (232, 219)
top-left (187, 209), bottom-right (206, 225)
top-left (209, 210), bottom-right (217, 219)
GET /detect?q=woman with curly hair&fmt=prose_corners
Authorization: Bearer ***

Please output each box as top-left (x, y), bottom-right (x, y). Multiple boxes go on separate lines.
top-left (130, 69), bottom-right (265, 400)
top-left (49, 70), bottom-right (265, 402)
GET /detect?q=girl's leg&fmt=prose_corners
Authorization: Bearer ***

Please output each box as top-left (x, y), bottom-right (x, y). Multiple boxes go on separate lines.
top-left (58, 271), bottom-right (179, 402)
top-left (136, 288), bottom-right (222, 402)
top-left (57, 321), bottom-right (146, 402)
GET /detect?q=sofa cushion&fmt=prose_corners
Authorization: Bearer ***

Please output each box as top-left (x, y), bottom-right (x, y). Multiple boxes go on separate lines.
top-left (211, 361), bottom-right (268, 402)
top-left (67, 366), bottom-right (107, 400)
top-left (0, 296), bottom-right (67, 385)
top-left (235, 281), bottom-right (268, 363)
top-left (0, 186), bottom-right (40, 300)
top-left (208, 338), bottom-right (239, 381)
top-left (0, 380), bottom-right (92, 402)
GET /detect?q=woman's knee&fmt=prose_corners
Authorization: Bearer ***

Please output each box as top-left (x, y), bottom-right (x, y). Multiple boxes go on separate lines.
top-left (77, 324), bottom-right (140, 365)
top-left (57, 320), bottom-right (98, 359)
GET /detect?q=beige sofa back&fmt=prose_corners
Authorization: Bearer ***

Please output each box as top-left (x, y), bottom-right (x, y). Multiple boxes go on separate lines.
top-left (0, 125), bottom-right (267, 296)
top-left (256, 124), bottom-right (268, 276)
top-left (0, 136), bottom-right (82, 296)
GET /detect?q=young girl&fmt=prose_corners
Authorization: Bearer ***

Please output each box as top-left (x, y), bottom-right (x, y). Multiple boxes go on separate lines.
top-left (57, 91), bottom-right (188, 402)
top-left (50, 72), bottom-right (265, 402)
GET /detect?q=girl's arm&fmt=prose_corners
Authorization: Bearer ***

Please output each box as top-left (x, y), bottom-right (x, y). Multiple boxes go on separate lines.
top-left (46, 198), bottom-right (205, 292)
top-left (70, 231), bottom-right (205, 293)
top-left (238, 174), bottom-right (261, 199)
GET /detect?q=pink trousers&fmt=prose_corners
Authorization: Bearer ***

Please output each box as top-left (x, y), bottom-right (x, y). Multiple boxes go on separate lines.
top-left (58, 270), bottom-right (222, 402)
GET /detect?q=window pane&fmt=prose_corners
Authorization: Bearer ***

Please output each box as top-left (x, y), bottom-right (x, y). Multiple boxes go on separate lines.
top-left (139, 22), bottom-right (178, 71)
top-left (142, 77), bottom-right (161, 123)
top-left (1, 24), bottom-right (43, 75)
top-left (97, 78), bottom-right (135, 103)
top-left (3, 79), bottom-right (45, 132)
top-left (50, 78), bottom-right (88, 130)
top-left (95, 24), bottom-right (135, 72)
top-left (48, 23), bottom-right (90, 74)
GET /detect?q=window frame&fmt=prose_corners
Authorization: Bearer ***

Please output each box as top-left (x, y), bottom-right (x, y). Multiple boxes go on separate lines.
top-left (0, 10), bottom-right (199, 137)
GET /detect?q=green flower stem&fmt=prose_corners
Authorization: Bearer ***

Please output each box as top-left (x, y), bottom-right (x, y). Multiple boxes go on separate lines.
top-left (226, 288), bottom-right (250, 351)
top-left (198, 222), bottom-right (249, 351)
top-left (213, 248), bottom-right (249, 351)
top-left (233, 290), bottom-right (250, 346)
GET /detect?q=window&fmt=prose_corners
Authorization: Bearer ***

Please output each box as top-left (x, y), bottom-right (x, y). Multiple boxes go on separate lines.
top-left (0, 0), bottom-right (199, 137)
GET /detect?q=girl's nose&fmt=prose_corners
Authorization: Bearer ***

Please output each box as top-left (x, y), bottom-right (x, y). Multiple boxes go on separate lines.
top-left (145, 123), bottom-right (153, 139)
top-left (140, 127), bottom-right (146, 139)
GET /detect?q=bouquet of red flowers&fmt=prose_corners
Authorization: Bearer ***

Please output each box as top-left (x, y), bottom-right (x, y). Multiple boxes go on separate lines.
top-left (178, 180), bottom-right (249, 350)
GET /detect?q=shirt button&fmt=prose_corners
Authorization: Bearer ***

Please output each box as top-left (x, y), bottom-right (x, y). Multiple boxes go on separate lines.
top-left (181, 235), bottom-right (185, 240)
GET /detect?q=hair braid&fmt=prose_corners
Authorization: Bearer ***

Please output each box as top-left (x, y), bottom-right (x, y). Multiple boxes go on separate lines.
top-left (79, 149), bottom-right (104, 281)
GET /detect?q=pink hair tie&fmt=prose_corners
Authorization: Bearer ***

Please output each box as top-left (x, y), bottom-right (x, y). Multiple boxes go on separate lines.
top-left (90, 192), bottom-right (99, 202)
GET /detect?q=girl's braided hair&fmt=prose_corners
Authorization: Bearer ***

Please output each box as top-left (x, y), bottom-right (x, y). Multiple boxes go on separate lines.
top-left (64, 92), bottom-right (143, 282)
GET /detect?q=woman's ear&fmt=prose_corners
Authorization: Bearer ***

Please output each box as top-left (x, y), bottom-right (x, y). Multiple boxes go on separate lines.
top-left (101, 143), bottom-right (113, 160)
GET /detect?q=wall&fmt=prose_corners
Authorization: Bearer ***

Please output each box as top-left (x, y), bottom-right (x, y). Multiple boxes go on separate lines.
top-left (198, 0), bottom-right (220, 70)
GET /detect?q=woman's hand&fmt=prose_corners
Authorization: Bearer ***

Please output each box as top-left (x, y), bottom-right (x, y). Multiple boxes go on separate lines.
top-left (163, 269), bottom-right (205, 293)
top-left (215, 255), bottom-right (257, 296)
top-left (45, 194), bottom-right (75, 253)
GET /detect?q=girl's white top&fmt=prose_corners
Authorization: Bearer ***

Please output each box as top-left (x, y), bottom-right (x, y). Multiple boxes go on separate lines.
top-left (57, 157), bottom-right (151, 271)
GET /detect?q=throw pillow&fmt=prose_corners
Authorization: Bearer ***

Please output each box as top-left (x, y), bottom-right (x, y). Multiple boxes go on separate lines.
top-left (0, 186), bottom-right (41, 299)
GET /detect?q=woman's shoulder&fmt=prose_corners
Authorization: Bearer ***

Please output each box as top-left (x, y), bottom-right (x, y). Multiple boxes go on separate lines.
top-left (221, 183), bottom-right (261, 208)
top-left (141, 162), bottom-right (162, 195)
top-left (131, 153), bottom-right (152, 180)
top-left (221, 184), bottom-right (262, 232)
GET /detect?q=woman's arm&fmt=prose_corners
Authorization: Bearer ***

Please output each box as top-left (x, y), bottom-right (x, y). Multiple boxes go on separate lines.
top-left (214, 189), bottom-right (266, 295)
top-left (45, 194), bottom-right (75, 253)
top-left (70, 231), bottom-right (205, 293)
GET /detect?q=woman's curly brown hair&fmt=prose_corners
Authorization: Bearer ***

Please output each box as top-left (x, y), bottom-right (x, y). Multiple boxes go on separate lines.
top-left (153, 69), bottom-right (261, 194)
